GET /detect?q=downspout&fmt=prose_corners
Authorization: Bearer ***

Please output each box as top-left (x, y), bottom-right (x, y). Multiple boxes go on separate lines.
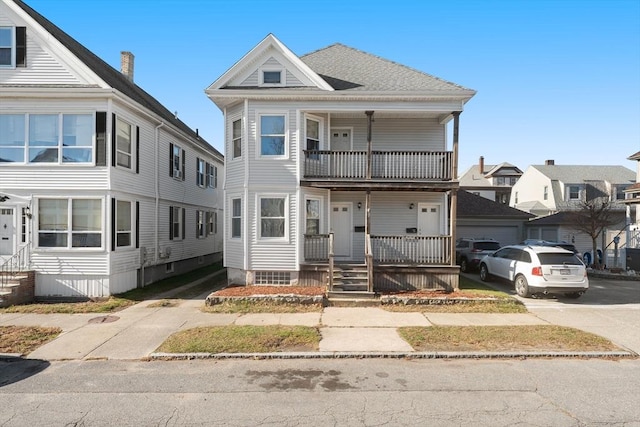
top-left (154, 122), bottom-right (165, 267)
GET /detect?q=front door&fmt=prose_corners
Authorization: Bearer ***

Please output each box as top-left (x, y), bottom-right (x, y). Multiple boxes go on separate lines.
top-left (0, 208), bottom-right (15, 256)
top-left (330, 203), bottom-right (352, 258)
top-left (417, 203), bottom-right (440, 235)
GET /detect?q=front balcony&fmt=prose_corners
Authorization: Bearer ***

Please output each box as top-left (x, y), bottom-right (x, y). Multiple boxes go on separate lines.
top-left (302, 150), bottom-right (456, 191)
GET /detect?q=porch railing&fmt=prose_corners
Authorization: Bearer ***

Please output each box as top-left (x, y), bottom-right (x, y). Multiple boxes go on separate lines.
top-left (303, 150), bottom-right (453, 180)
top-left (303, 234), bottom-right (452, 265)
top-left (365, 234), bottom-right (373, 293)
top-left (371, 235), bottom-right (452, 264)
top-left (1, 243), bottom-right (31, 288)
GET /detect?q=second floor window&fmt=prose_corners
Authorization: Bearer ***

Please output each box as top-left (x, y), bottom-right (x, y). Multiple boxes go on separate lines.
top-left (305, 199), bottom-right (320, 235)
top-left (260, 115), bottom-right (285, 157)
top-left (207, 163), bottom-right (217, 188)
top-left (543, 186), bottom-right (548, 200)
top-left (197, 158), bottom-right (205, 187)
top-left (170, 143), bottom-right (185, 180)
top-left (232, 119), bottom-right (242, 159)
top-left (0, 26), bottom-right (25, 68)
top-left (0, 113), bottom-right (93, 164)
top-left (115, 117), bottom-right (132, 168)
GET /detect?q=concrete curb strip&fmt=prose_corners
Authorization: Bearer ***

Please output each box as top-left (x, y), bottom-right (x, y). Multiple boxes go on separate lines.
top-left (149, 350), bottom-right (637, 361)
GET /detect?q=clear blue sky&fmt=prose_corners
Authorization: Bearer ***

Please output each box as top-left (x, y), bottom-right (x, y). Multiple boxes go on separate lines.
top-left (24, 0), bottom-right (640, 173)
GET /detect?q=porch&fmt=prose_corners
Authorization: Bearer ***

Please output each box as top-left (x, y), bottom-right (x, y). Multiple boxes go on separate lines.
top-left (301, 234), bottom-right (459, 293)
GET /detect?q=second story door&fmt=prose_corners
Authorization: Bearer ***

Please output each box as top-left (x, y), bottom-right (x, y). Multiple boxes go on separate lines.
top-left (331, 129), bottom-right (351, 151)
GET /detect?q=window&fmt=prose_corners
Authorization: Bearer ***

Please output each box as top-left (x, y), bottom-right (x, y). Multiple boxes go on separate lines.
top-left (38, 198), bottom-right (102, 248)
top-left (0, 113), bottom-right (93, 164)
top-left (510, 177), bottom-right (518, 185)
top-left (305, 199), bottom-right (320, 235)
top-left (262, 70), bottom-right (282, 85)
top-left (543, 186), bottom-right (548, 200)
top-left (196, 210), bottom-right (205, 238)
top-left (255, 271), bottom-right (291, 285)
top-left (568, 185), bottom-right (580, 200)
top-left (115, 117), bottom-right (132, 168)
top-left (260, 197), bottom-right (286, 239)
top-left (206, 163), bottom-right (217, 188)
top-left (116, 200), bottom-right (132, 247)
top-left (207, 211), bottom-right (217, 235)
top-left (259, 114), bottom-right (285, 156)
top-left (306, 118), bottom-right (320, 160)
top-left (615, 185), bottom-right (625, 200)
top-left (170, 144), bottom-right (185, 179)
top-left (197, 158), bottom-right (205, 187)
top-left (232, 119), bottom-right (242, 159)
top-left (169, 206), bottom-right (183, 240)
top-left (231, 199), bottom-right (241, 238)
top-left (496, 177), bottom-right (505, 185)
top-left (0, 26), bottom-right (25, 68)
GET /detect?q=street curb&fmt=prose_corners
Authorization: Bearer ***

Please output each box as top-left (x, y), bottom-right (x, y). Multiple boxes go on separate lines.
top-left (149, 350), bottom-right (638, 361)
top-left (0, 353), bottom-right (24, 360)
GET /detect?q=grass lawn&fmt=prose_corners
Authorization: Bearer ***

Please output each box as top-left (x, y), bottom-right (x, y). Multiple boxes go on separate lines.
top-left (0, 263), bottom-right (225, 314)
top-left (0, 326), bottom-right (62, 354)
top-left (399, 325), bottom-right (620, 352)
top-left (157, 325), bottom-right (321, 353)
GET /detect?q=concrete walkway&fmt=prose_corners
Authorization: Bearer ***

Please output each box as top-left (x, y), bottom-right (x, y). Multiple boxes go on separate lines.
top-left (0, 278), bottom-right (636, 361)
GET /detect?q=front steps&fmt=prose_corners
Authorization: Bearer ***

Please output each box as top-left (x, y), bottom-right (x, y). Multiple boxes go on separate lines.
top-left (0, 272), bottom-right (35, 308)
top-left (327, 264), bottom-right (377, 306)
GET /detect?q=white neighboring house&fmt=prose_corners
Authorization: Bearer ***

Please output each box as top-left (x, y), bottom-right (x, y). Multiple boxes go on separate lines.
top-left (458, 156), bottom-right (522, 204)
top-left (205, 34), bottom-right (475, 293)
top-left (622, 151), bottom-right (640, 268)
top-left (0, 0), bottom-right (223, 299)
top-left (510, 160), bottom-right (634, 266)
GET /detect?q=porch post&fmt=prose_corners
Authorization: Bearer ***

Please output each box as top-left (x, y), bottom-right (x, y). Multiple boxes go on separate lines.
top-left (365, 111), bottom-right (374, 180)
top-left (452, 111), bottom-right (460, 180)
top-left (451, 112), bottom-right (461, 289)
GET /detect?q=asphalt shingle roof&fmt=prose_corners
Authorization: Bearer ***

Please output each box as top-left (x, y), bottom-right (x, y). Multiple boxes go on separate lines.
top-left (532, 165), bottom-right (634, 184)
top-left (457, 190), bottom-right (534, 218)
top-left (10, 0), bottom-right (221, 158)
top-left (300, 43), bottom-right (475, 94)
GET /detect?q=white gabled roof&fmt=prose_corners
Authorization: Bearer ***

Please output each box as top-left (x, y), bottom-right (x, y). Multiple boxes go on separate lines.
top-left (206, 33), bottom-right (334, 92)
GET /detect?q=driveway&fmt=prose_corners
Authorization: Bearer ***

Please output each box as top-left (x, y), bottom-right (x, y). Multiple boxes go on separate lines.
top-left (463, 273), bottom-right (640, 354)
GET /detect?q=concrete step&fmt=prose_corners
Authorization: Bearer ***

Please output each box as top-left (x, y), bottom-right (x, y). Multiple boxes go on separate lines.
top-left (327, 290), bottom-right (377, 299)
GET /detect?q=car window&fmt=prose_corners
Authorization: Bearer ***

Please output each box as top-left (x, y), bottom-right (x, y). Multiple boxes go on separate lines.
top-left (554, 244), bottom-right (577, 253)
top-left (519, 250), bottom-right (532, 263)
top-left (456, 241), bottom-right (469, 248)
top-left (474, 242), bottom-right (500, 251)
top-left (493, 248), bottom-right (510, 258)
top-left (537, 253), bottom-right (582, 265)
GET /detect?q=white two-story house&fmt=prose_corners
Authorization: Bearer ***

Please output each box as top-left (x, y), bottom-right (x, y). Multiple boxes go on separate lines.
top-left (0, 0), bottom-right (223, 300)
top-left (458, 156), bottom-right (522, 204)
top-left (206, 34), bottom-right (475, 294)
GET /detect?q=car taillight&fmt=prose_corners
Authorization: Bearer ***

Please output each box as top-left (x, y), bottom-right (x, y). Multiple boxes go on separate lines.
top-left (531, 266), bottom-right (543, 276)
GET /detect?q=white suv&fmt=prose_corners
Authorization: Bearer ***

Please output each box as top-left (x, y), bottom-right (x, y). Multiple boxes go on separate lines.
top-left (479, 245), bottom-right (588, 298)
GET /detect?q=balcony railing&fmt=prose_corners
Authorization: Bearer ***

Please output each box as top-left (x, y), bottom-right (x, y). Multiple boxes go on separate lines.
top-left (303, 150), bottom-right (453, 181)
top-left (303, 234), bottom-right (451, 265)
top-left (371, 235), bottom-right (452, 265)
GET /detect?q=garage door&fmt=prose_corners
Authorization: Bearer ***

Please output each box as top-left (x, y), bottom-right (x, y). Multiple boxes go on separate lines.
top-left (456, 226), bottom-right (519, 246)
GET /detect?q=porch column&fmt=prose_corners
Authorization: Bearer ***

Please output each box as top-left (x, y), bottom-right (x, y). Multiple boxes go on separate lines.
top-left (451, 112), bottom-right (461, 275)
top-left (452, 111), bottom-right (460, 180)
top-left (365, 111), bottom-right (374, 180)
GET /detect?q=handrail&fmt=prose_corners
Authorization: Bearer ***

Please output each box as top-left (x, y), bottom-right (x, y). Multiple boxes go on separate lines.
top-left (1, 243), bottom-right (31, 288)
top-left (328, 233), bottom-right (334, 292)
top-left (365, 234), bottom-right (373, 293)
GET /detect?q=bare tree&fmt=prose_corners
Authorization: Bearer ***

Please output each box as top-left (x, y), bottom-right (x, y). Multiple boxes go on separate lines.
top-left (566, 199), bottom-right (617, 269)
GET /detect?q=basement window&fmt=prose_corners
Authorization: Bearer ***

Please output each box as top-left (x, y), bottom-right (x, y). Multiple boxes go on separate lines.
top-left (254, 271), bottom-right (291, 285)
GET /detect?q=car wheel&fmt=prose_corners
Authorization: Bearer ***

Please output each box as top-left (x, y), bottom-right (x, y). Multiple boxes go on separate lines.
top-left (564, 292), bottom-right (583, 299)
top-left (460, 258), bottom-right (469, 273)
top-left (479, 264), bottom-right (491, 282)
top-left (514, 275), bottom-right (530, 298)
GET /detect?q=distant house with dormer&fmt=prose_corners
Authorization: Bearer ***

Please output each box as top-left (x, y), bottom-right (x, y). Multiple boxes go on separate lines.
top-left (458, 156), bottom-right (522, 204)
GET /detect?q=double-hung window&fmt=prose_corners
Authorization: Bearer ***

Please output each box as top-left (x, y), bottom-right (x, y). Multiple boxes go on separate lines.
top-left (259, 196), bottom-right (286, 239)
top-left (196, 210), bottom-right (205, 238)
top-left (170, 143), bottom-right (185, 179)
top-left (169, 206), bottom-right (184, 240)
top-left (197, 158), bottom-right (205, 187)
top-left (231, 199), bottom-right (241, 238)
top-left (38, 198), bottom-right (102, 248)
top-left (543, 186), bottom-right (548, 200)
top-left (207, 211), bottom-right (216, 235)
top-left (568, 185), bottom-right (580, 200)
top-left (259, 114), bottom-right (286, 157)
top-left (306, 118), bottom-right (320, 160)
top-left (115, 117), bottom-right (132, 168)
top-left (0, 26), bottom-right (25, 68)
top-left (206, 163), bottom-right (217, 188)
top-left (116, 200), bottom-right (132, 247)
top-left (232, 119), bottom-right (242, 159)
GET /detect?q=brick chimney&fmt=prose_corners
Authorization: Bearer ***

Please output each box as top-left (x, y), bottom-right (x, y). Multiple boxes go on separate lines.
top-left (479, 156), bottom-right (485, 173)
top-left (545, 159), bottom-right (555, 165)
top-left (120, 51), bottom-right (134, 82)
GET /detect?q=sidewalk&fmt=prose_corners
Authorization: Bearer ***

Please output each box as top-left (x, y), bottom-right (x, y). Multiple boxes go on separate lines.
top-left (0, 278), bottom-right (636, 361)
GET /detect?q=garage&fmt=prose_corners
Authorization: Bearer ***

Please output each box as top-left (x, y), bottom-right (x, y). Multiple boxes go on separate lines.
top-left (456, 225), bottom-right (520, 246)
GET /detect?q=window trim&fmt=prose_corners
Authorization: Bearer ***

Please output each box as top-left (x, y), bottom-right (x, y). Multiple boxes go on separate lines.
top-left (0, 26), bottom-right (15, 68)
top-left (232, 118), bottom-right (242, 159)
top-left (36, 197), bottom-right (104, 251)
top-left (568, 185), bottom-right (581, 201)
top-left (170, 143), bottom-right (185, 180)
top-left (257, 194), bottom-right (288, 241)
top-left (196, 158), bottom-right (206, 187)
top-left (257, 112), bottom-right (288, 159)
top-left (231, 198), bottom-right (242, 239)
top-left (169, 206), bottom-right (184, 240)
top-left (196, 210), bottom-right (206, 238)
top-left (543, 186), bottom-right (548, 201)
top-left (259, 68), bottom-right (285, 86)
top-left (206, 163), bottom-right (217, 188)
